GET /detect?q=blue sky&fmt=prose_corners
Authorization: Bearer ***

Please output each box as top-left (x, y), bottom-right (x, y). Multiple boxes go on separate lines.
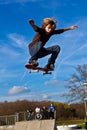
top-left (0, 0), bottom-right (87, 102)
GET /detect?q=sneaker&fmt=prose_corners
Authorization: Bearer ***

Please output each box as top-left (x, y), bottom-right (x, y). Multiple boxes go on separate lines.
top-left (29, 60), bottom-right (39, 67)
top-left (44, 64), bottom-right (54, 71)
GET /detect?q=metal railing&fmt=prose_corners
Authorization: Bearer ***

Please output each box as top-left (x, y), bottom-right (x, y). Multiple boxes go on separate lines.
top-left (0, 115), bottom-right (18, 126)
top-left (0, 110), bottom-right (56, 126)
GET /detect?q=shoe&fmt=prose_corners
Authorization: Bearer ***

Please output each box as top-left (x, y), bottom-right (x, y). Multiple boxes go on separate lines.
top-left (29, 60), bottom-right (39, 67)
top-left (44, 64), bottom-right (54, 71)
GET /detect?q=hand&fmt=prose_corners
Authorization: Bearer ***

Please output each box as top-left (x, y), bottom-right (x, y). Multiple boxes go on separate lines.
top-left (70, 25), bottom-right (78, 30)
top-left (28, 19), bottom-right (34, 25)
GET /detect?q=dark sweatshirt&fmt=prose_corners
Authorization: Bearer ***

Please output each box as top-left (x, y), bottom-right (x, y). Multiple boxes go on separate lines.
top-left (29, 23), bottom-right (65, 48)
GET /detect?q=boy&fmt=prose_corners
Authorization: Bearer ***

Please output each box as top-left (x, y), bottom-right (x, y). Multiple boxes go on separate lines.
top-left (28, 18), bottom-right (77, 70)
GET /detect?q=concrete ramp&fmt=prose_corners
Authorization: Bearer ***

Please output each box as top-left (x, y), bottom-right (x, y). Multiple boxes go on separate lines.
top-left (14, 119), bottom-right (55, 130)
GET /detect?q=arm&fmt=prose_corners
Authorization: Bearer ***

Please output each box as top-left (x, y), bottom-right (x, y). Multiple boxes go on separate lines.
top-left (53, 25), bottom-right (78, 34)
top-left (63, 25), bottom-right (78, 31)
top-left (28, 19), bottom-right (40, 32)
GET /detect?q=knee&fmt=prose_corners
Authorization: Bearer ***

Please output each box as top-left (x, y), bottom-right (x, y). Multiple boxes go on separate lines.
top-left (55, 45), bottom-right (61, 53)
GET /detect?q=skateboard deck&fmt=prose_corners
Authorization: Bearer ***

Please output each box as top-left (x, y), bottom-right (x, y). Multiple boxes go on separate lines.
top-left (25, 64), bottom-right (52, 75)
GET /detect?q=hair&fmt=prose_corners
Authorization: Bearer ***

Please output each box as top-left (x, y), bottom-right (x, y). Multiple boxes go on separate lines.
top-left (42, 18), bottom-right (56, 29)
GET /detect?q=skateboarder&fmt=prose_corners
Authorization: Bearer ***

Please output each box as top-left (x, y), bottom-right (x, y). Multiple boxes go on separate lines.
top-left (28, 18), bottom-right (77, 70)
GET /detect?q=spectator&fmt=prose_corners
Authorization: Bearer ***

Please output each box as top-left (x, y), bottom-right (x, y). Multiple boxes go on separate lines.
top-left (27, 109), bottom-right (33, 120)
top-left (35, 106), bottom-right (40, 114)
top-left (35, 106), bottom-right (42, 120)
top-left (49, 104), bottom-right (55, 119)
top-left (41, 106), bottom-right (48, 119)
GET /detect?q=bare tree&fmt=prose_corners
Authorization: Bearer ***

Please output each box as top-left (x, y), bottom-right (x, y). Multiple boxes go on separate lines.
top-left (63, 64), bottom-right (87, 103)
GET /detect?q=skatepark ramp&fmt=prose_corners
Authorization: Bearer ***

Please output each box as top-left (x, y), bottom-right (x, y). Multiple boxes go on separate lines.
top-left (14, 119), bottom-right (56, 130)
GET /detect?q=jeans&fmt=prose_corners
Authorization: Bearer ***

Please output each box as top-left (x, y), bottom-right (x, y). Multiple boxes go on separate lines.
top-left (29, 45), bottom-right (60, 65)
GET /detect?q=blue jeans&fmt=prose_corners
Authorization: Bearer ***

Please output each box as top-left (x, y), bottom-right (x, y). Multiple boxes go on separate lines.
top-left (29, 45), bottom-right (60, 65)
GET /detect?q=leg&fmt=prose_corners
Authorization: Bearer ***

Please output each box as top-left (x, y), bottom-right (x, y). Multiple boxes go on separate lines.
top-left (47, 45), bottom-right (60, 65)
top-left (29, 54), bottom-right (38, 63)
top-left (28, 54), bottom-right (39, 67)
top-left (37, 45), bottom-right (60, 66)
top-left (28, 45), bottom-right (39, 66)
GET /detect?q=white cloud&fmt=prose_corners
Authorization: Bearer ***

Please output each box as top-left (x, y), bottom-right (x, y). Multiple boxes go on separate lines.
top-left (42, 94), bottom-right (52, 100)
top-left (41, 91), bottom-right (66, 102)
top-left (0, 33), bottom-right (29, 84)
top-left (44, 79), bottom-right (68, 86)
top-left (7, 33), bottom-right (27, 48)
top-left (8, 86), bottom-right (30, 95)
top-left (44, 80), bottom-right (59, 86)
top-left (0, 44), bottom-right (20, 58)
top-left (0, 33), bottom-right (28, 64)
top-left (0, 68), bottom-right (21, 83)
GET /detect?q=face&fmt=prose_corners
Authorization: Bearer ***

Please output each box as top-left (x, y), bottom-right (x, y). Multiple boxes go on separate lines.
top-left (45, 24), bottom-right (55, 33)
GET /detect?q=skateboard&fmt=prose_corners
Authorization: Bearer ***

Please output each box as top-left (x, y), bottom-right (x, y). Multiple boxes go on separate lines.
top-left (25, 64), bottom-right (52, 75)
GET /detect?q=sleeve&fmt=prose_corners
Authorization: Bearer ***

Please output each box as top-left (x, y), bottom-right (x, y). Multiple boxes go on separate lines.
top-left (52, 29), bottom-right (65, 34)
top-left (30, 23), bottom-right (42, 32)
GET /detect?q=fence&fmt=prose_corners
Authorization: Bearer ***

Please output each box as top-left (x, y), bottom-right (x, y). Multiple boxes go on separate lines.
top-left (0, 114), bottom-right (18, 126)
top-left (0, 110), bottom-right (56, 126)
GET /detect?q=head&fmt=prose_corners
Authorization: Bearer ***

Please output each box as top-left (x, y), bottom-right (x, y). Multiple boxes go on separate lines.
top-left (42, 18), bottom-right (56, 33)
top-left (43, 106), bottom-right (45, 109)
